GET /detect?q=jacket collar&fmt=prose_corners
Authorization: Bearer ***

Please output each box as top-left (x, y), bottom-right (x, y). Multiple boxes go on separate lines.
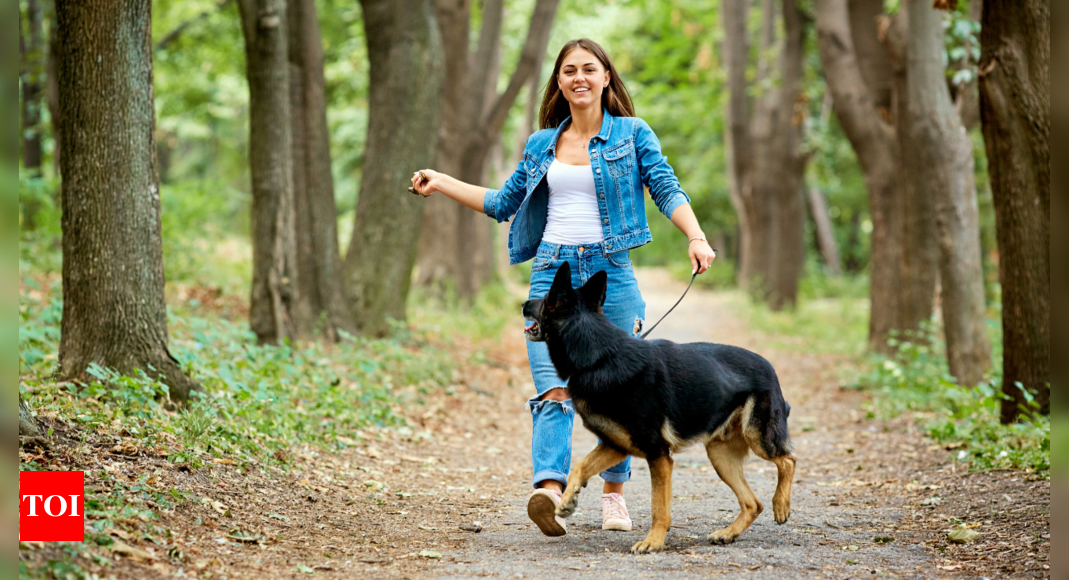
top-left (544, 110), bottom-right (615, 154)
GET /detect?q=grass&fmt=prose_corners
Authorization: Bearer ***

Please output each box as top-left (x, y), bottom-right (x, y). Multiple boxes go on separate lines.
top-left (850, 323), bottom-right (1049, 476)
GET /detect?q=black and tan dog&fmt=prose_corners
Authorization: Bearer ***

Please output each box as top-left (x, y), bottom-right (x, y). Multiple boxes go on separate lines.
top-left (522, 262), bottom-right (796, 553)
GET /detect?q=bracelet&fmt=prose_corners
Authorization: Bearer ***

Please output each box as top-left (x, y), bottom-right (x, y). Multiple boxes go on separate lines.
top-left (688, 236), bottom-right (706, 244)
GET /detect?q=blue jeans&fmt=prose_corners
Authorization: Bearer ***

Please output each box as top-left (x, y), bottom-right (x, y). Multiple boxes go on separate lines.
top-left (526, 241), bottom-right (646, 488)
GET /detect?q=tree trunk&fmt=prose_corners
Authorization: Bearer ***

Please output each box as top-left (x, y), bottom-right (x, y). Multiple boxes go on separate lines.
top-left (416, 0), bottom-right (559, 300)
top-left (907, 1), bottom-right (991, 387)
top-left (723, 0), bottom-right (763, 295)
top-left (342, 0), bottom-right (444, 336)
top-left (287, 0), bottom-right (351, 339)
top-left (238, 0), bottom-right (300, 344)
top-left (20, 0), bottom-right (45, 229)
top-left (881, 5), bottom-right (939, 344)
top-left (55, 0), bottom-right (202, 404)
top-left (725, 0), bottom-right (807, 309)
top-left (760, 0), bottom-right (808, 310)
top-left (978, 0), bottom-right (1050, 421)
top-left (816, 0), bottom-right (937, 352)
top-left (20, 394), bottom-right (44, 442)
top-left (808, 188), bottom-right (842, 276)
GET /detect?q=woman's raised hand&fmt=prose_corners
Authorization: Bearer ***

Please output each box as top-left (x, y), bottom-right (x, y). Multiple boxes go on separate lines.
top-left (410, 169), bottom-right (444, 197)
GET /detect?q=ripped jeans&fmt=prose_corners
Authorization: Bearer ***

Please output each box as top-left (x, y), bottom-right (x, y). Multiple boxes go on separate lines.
top-left (525, 241), bottom-right (646, 488)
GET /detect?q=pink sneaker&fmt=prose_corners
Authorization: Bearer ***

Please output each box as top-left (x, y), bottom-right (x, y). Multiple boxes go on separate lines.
top-left (527, 488), bottom-right (567, 536)
top-left (602, 492), bottom-right (633, 531)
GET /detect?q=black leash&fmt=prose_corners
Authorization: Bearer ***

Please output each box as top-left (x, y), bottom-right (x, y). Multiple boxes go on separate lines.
top-left (639, 249), bottom-right (716, 340)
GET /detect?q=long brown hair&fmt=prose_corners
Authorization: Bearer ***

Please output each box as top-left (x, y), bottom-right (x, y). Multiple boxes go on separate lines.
top-left (538, 39), bottom-right (635, 130)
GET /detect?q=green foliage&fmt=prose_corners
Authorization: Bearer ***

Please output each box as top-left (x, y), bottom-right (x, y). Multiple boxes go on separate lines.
top-left (159, 179), bottom-right (251, 290)
top-left (855, 323), bottom-right (1050, 475)
top-left (19, 283), bottom-right (460, 468)
top-left (735, 291), bottom-right (870, 357)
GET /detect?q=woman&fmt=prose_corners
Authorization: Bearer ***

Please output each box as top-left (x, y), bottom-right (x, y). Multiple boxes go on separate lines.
top-left (410, 38), bottom-right (716, 537)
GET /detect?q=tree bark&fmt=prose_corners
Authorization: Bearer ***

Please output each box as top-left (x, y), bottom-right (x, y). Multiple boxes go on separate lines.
top-left (816, 0), bottom-right (937, 352)
top-left (21, 0), bottom-right (45, 229)
top-left (238, 0), bottom-right (300, 344)
top-left (907, 0), bottom-right (991, 387)
top-left (55, 0), bottom-right (202, 403)
top-left (287, 0), bottom-right (351, 339)
top-left (342, 0), bottom-right (444, 336)
top-left (725, 0), bottom-right (808, 309)
top-left (416, 0), bottom-right (559, 300)
top-left (978, 0), bottom-right (1050, 420)
top-left (808, 188), bottom-right (842, 275)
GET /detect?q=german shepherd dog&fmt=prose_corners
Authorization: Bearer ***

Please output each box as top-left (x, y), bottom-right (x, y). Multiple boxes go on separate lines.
top-left (522, 262), bottom-right (796, 553)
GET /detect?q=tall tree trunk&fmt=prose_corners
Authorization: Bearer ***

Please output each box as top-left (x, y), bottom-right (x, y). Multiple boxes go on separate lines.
top-left (342, 0), bottom-right (444, 336)
top-left (21, 0), bottom-right (45, 229)
top-left (47, 14), bottom-right (61, 179)
top-left (808, 188), bottom-right (842, 276)
top-left (55, 0), bottom-right (202, 403)
top-left (725, 0), bottom-right (807, 309)
top-left (881, 5), bottom-right (939, 343)
top-left (287, 0), bottom-right (351, 339)
top-left (723, 0), bottom-right (764, 295)
top-left (816, 0), bottom-right (937, 352)
top-left (238, 0), bottom-right (300, 344)
top-left (416, 0), bottom-right (559, 300)
top-left (908, 1), bottom-right (991, 387)
top-left (760, 0), bottom-right (808, 310)
top-left (979, 0), bottom-right (1050, 421)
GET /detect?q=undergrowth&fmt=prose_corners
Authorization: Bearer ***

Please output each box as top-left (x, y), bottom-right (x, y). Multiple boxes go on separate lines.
top-left (18, 272), bottom-right (484, 473)
top-left (851, 323), bottom-right (1049, 476)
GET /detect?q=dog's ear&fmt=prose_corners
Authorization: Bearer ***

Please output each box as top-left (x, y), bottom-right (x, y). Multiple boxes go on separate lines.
top-left (579, 270), bottom-right (607, 311)
top-left (546, 262), bottom-right (574, 312)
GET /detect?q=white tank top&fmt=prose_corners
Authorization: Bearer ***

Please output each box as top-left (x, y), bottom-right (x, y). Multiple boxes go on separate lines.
top-left (542, 159), bottom-right (605, 245)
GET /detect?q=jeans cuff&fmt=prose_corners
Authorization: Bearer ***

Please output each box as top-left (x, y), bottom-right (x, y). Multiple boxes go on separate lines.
top-left (532, 469), bottom-right (568, 489)
top-left (599, 469), bottom-right (631, 484)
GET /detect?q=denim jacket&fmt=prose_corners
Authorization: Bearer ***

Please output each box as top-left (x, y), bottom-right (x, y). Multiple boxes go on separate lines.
top-left (483, 111), bottom-right (691, 265)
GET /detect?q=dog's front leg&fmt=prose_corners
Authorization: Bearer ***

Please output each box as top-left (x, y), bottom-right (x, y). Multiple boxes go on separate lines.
top-left (557, 443), bottom-right (628, 518)
top-left (630, 454), bottom-right (673, 553)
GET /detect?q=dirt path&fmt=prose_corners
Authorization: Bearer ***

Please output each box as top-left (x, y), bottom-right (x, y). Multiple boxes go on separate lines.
top-left (21, 268), bottom-right (1048, 579)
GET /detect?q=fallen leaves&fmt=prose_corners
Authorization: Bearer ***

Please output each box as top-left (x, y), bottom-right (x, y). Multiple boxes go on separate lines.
top-left (110, 540), bottom-right (156, 561)
top-left (947, 524), bottom-right (981, 544)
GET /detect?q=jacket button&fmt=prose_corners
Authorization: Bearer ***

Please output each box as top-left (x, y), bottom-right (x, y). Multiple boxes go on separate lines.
top-left (596, 168), bottom-right (601, 174)
top-left (600, 194), bottom-right (605, 198)
top-left (603, 218), bottom-right (609, 224)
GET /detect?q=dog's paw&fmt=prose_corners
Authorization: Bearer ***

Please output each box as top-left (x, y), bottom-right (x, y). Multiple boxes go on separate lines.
top-left (773, 503), bottom-right (791, 525)
top-left (556, 490), bottom-right (579, 518)
top-left (707, 528), bottom-right (739, 545)
top-left (629, 537), bottom-right (665, 554)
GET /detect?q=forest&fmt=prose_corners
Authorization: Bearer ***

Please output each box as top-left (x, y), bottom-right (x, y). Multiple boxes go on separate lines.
top-left (17, 1), bottom-right (1049, 579)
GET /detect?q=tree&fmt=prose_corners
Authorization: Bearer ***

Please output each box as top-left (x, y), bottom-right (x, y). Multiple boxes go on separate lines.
top-left (237, 0), bottom-right (300, 344)
top-left (978, 0), bottom-right (1050, 421)
top-left (20, 0), bottom-right (46, 229)
top-left (341, 0), bottom-right (444, 336)
top-left (287, 0), bottom-right (351, 339)
top-left (55, 0), bottom-right (202, 403)
top-left (907, 0), bottom-right (990, 387)
top-left (415, 0), bottom-right (560, 300)
top-left (814, 0), bottom-right (938, 352)
top-left (723, 0), bottom-right (808, 310)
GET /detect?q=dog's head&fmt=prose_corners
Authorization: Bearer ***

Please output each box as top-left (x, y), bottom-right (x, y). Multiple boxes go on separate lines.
top-left (522, 262), bottom-right (607, 342)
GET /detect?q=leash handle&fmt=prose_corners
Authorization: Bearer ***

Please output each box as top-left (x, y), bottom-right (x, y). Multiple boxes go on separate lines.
top-left (639, 249), bottom-right (716, 340)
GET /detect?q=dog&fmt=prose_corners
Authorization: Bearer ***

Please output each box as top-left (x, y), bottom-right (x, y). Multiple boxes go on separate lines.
top-left (522, 262), bottom-right (796, 553)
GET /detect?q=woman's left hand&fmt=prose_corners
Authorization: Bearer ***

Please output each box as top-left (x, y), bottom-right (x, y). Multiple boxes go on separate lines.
top-left (689, 239), bottom-right (717, 275)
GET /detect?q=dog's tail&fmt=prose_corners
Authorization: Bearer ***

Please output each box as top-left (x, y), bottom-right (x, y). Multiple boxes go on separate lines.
top-left (746, 371), bottom-right (795, 525)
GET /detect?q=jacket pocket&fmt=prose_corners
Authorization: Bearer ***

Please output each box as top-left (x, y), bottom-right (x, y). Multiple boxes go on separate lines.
top-left (603, 140), bottom-right (635, 178)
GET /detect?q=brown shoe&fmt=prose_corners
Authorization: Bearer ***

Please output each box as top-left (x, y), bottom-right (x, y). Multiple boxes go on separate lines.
top-left (527, 488), bottom-right (567, 537)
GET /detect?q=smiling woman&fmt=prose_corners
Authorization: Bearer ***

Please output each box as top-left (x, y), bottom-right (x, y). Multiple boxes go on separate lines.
top-left (409, 37), bottom-right (716, 540)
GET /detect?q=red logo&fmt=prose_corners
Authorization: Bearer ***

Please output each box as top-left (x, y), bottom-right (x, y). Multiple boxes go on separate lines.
top-left (20, 471), bottom-right (85, 542)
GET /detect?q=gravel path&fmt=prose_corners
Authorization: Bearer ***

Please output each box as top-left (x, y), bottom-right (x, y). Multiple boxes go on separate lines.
top-left (426, 268), bottom-right (940, 579)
